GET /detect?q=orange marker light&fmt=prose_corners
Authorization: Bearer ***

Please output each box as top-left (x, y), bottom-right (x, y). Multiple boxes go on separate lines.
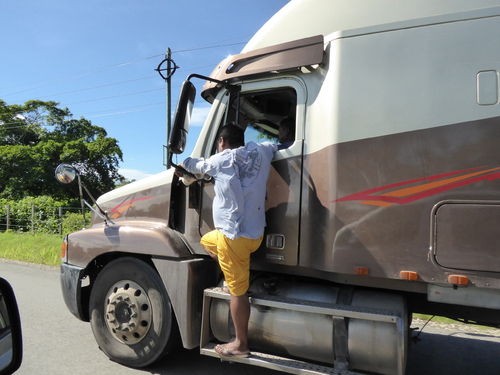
top-left (400, 271), bottom-right (418, 281)
top-left (61, 241), bottom-right (67, 261)
top-left (354, 266), bottom-right (369, 275)
top-left (448, 275), bottom-right (469, 286)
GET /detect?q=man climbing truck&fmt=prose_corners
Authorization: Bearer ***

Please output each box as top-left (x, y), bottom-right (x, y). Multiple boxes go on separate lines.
top-left (58, 1), bottom-right (500, 374)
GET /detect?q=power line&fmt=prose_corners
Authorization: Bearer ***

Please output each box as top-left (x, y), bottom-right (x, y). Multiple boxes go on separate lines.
top-left (0, 122), bottom-right (53, 131)
top-left (39, 75), bottom-right (157, 98)
top-left (0, 36), bottom-right (252, 123)
top-left (173, 41), bottom-right (246, 54)
top-left (0, 103), bottom-right (170, 131)
top-left (170, 33), bottom-right (251, 54)
top-left (24, 62), bottom-right (217, 101)
top-left (84, 105), bottom-right (167, 118)
top-left (77, 101), bottom-right (166, 116)
top-left (0, 54), bottom-right (164, 92)
top-left (0, 37), bottom-right (249, 98)
top-left (63, 88), bottom-right (165, 106)
top-left (0, 55), bottom-right (164, 97)
top-left (20, 62), bottom-right (217, 109)
top-left (0, 101), bottom-right (168, 129)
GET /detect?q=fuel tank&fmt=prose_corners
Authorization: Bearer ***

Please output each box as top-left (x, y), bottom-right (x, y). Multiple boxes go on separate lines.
top-left (210, 277), bottom-right (407, 375)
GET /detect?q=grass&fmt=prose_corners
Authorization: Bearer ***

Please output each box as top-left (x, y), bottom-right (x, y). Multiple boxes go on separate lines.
top-left (413, 314), bottom-right (500, 332)
top-left (0, 232), bottom-right (62, 267)
top-left (413, 314), bottom-right (457, 324)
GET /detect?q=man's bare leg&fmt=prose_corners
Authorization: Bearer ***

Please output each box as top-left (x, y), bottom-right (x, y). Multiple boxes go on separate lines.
top-left (224, 294), bottom-right (250, 354)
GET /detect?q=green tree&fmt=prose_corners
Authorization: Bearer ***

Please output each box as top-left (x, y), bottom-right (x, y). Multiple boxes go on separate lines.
top-left (115, 178), bottom-right (136, 189)
top-left (0, 99), bottom-right (124, 200)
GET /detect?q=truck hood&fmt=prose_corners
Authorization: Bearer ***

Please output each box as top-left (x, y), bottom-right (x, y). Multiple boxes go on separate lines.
top-left (88, 169), bottom-right (175, 224)
top-left (97, 169), bottom-right (174, 206)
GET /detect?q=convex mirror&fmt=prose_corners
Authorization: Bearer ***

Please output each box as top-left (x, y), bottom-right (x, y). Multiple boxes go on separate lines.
top-left (55, 164), bottom-right (78, 185)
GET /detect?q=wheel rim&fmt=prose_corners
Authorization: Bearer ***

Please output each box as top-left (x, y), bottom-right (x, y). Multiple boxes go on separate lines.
top-left (104, 280), bottom-right (152, 345)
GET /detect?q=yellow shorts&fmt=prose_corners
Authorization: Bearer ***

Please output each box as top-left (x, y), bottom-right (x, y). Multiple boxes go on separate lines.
top-left (201, 230), bottom-right (263, 296)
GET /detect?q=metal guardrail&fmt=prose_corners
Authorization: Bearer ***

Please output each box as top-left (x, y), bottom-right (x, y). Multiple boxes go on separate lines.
top-left (0, 205), bottom-right (83, 234)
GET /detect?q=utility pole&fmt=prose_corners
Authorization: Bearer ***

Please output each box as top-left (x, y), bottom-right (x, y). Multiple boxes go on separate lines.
top-left (156, 48), bottom-right (178, 169)
top-left (166, 48), bottom-right (172, 169)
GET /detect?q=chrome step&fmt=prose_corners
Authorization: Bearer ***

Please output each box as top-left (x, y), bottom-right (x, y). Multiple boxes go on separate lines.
top-left (201, 342), bottom-right (364, 375)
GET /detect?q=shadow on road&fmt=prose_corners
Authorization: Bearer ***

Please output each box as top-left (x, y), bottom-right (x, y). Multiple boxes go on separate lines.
top-left (143, 346), bottom-right (281, 375)
top-left (406, 330), bottom-right (500, 375)
top-left (140, 328), bottom-right (500, 375)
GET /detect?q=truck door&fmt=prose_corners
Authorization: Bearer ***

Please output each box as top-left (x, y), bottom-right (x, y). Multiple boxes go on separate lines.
top-left (195, 78), bottom-right (305, 267)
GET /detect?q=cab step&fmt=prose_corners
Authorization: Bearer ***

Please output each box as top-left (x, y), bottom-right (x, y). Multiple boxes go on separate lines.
top-left (201, 342), bottom-right (363, 375)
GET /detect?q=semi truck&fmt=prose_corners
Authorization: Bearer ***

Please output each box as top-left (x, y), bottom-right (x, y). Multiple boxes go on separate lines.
top-left (58, 1), bottom-right (500, 374)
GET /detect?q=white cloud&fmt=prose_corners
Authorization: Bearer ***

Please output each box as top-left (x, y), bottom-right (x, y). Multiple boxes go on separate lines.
top-left (119, 168), bottom-right (154, 181)
top-left (191, 106), bottom-right (211, 127)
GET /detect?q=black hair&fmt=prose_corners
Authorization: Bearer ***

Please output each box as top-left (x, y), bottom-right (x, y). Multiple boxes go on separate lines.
top-left (218, 124), bottom-right (245, 148)
top-left (279, 117), bottom-right (296, 143)
top-left (280, 117), bottom-right (295, 135)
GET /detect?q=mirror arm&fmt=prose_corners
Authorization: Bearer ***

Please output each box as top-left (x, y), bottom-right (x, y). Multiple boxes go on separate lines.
top-left (186, 73), bottom-right (241, 92)
top-left (76, 175), bottom-right (115, 226)
top-left (81, 183), bottom-right (115, 226)
top-left (75, 174), bottom-right (87, 227)
top-left (82, 200), bottom-right (113, 225)
top-left (186, 73), bottom-right (225, 87)
top-left (184, 74), bottom-right (240, 120)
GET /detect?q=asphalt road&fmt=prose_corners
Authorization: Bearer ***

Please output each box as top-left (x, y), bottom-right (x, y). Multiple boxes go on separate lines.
top-left (406, 322), bottom-right (500, 375)
top-left (0, 259), bottom-right (499, 375)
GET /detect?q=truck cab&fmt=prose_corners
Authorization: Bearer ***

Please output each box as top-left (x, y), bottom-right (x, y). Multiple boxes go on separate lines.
top-left (59, 1), bottom-right (500, 374)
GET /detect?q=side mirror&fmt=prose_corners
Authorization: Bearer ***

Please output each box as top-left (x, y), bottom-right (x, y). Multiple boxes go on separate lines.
top-left (54, 164), bottom-right (114, 226)
top-left (55, 164), bottom-right (77, 184)
top-left (169, 80), bottom-right (196, 155)
top-left (0, 278), bottom-right (22, 374)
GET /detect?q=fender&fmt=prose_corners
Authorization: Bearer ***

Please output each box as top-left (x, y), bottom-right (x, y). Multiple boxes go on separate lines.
top-left (66, 221), bottom-right (192, 267)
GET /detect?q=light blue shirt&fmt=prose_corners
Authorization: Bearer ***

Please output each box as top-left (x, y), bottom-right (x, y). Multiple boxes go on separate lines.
top-left (183, 141), bottom-right (277, 240)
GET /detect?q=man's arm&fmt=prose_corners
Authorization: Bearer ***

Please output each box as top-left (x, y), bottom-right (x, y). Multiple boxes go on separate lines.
top-left (260, 142), bottom-right (278, 159)
top-left (175, 157), bottom-right (216, 185)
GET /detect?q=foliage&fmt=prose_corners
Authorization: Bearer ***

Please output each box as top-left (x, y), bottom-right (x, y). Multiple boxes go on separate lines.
top-left (0, 196), bottom-right (86, 234)
top-left (0, 99), bottom-right (124, 200)
top-left (62, 211), bottom-right (90, 236)
top-left (115, 178), bottom-right (136, 189)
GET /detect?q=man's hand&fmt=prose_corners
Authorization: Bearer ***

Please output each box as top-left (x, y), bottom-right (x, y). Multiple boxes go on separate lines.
top-left (174, 162), bottom-right (198, 186)
top-left (174, 162), bottom-right (186, 177)
top-left (173, 161), bottom-right (211, 185)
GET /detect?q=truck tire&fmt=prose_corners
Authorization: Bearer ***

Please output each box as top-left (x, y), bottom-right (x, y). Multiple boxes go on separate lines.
top-left (89, 257), bottom-right (179, 368)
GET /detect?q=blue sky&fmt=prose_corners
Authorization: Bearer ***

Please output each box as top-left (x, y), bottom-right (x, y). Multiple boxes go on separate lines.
top-left (0, 0), bottom-right (290, 181)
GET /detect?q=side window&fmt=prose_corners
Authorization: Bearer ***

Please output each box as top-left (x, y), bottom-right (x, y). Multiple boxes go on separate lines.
top-left (211, 87), bottom-right (297, 154)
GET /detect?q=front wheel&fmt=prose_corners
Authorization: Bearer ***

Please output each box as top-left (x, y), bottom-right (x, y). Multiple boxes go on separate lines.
top-left (89, 257), bottom-right (179, 368)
